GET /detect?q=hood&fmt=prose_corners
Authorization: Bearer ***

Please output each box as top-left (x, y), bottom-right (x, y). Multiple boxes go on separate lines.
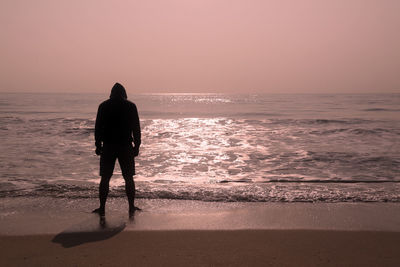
top-left (110, 83), bottom-right (127, 99)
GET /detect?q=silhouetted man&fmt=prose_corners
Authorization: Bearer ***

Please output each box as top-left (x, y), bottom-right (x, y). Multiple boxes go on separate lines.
top-left (93, 83), bottom-right (141, 217)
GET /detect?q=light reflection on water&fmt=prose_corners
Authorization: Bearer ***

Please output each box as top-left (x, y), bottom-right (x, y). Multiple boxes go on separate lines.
top-left (1, 93), bottom-right (400, 201)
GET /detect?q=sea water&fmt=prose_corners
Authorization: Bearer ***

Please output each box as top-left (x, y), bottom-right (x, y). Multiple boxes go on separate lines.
top-left (0, 93), bottom-right (399, 202)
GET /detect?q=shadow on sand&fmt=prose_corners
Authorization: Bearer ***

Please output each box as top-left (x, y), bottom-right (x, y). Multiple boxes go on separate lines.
top-left (52, 216), bottom-right (126, 248)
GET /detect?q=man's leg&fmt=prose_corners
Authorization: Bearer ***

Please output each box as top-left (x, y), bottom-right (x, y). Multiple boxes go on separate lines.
top-left (93, 175), bottom-right (111, 216)
top-left (119, 145), bottom-right (141, 214)
top-left (94, 144), bottom-right (116, 216)
top-left (123, 175), bottom-right (136, 213)
top-left (99, 175), bottom-right (112, 213)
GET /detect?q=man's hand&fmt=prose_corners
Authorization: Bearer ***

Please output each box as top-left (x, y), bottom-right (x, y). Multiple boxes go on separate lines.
top-left (133, 146), bottom-right (139, 157)
top-left (95, 146), bottom-right (102, 156)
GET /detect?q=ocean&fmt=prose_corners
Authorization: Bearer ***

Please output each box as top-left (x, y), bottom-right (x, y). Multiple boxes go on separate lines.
top-left (1, 92), bottom-right (399, 202)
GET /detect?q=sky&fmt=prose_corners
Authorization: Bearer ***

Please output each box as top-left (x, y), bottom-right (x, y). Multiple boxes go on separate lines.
top-left (0, 0), bottom-right (399, 94)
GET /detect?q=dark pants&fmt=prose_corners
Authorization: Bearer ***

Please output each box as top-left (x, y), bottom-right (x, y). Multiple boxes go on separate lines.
top-left (98, 143), bottom-right (136, 213)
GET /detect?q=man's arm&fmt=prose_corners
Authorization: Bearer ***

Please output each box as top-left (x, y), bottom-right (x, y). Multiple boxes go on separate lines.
top-left (95, 104), bottom-right (104, 155)
top-left (132, 104), bottom-right (141, 156)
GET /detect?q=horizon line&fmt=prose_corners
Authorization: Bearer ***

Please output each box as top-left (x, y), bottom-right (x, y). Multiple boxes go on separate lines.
top-left (1, 91), bottom-right (400, 95)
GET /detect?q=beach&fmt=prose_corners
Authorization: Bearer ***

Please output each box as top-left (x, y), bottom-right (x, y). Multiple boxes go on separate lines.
top-left (1, 93), bottom-right (399, 266)
top-left (1, 197), bottom-right (400, 266)
top-left (2, 230), bottom-right (400, 266)
top-left (2, 0), bottom-right (400, 264)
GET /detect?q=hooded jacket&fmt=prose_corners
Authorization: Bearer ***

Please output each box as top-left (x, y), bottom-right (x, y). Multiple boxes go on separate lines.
top-left (95, 83), bottom-right (141, 148)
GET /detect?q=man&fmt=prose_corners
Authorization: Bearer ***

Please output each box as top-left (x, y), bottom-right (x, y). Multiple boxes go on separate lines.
top-left (93, 83), bottom-right (141, 217)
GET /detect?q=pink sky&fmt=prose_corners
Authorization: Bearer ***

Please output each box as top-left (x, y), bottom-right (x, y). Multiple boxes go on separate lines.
top-left (1, 0), bottom-right (399, 93)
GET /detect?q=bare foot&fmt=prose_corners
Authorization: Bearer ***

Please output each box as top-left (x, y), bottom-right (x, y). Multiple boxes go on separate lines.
top-left (129, 206), bottom-right (142, 217)
top-left (92, 208), bottom-right (105, 217)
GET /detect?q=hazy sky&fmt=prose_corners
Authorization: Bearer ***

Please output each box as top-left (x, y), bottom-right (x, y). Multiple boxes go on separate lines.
top-left (1, 0), bottom-right (399, 94)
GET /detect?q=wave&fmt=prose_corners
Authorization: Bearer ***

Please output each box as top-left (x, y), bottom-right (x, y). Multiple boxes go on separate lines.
top-left (304, 119), bottom-right (373, 125)
top-left (2, 111), bottom-right (66, 115)
top-left (1, 116), bottom-right (95, 136)
top-left (362, 108), bottom-right (400, 112)
top-left (0, 115), bottom-right (383, 126)
top-left (2, 181), bottom-right (400, 203)
top-left (63, 127), bottom-right (94, 135)
top-left (349, 128), bottom-right (395, 135)
top-left (261, 118), bottom-right (375, 126)
top-left (313, 119), bottom-right (349, 124)
top-left (5, 115), bottom-right (392, 138)
top-left (234, 112), bottom-right (285, 117)
top-left (302, 151), bottom-right (400, 166)
top-left (310, 128), bottom-right (399, 136)
top-left (263, 179), bottom-right (400, 184)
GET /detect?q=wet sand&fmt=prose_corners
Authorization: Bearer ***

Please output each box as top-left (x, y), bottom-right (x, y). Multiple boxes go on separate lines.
top-left (1, 198), bottom-right (400, 266)
top-left (1, 230), bottom-right (400, 266)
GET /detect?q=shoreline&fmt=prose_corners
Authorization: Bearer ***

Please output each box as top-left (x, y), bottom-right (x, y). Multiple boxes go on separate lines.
top-left (1, 197), bottom-right (400, 235)
top-left (2, 197), bottom-right (400, 266)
